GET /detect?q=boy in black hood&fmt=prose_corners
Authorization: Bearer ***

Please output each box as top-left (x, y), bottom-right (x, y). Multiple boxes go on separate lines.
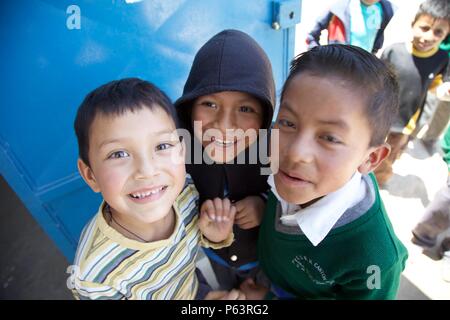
top-left (175, 29), bottom-right (276, 290)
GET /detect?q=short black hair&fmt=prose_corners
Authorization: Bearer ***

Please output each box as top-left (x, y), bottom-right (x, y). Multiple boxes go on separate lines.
top-left (74, 78), bottom-right (177, 166)
top-left (281, 44), bottom-right (399, 147)
top-left (413, 0), bottom-right (450, 25)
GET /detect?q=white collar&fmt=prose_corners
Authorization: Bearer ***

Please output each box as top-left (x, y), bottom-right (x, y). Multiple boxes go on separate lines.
top-left (268, 171), bottom-right (366, 246)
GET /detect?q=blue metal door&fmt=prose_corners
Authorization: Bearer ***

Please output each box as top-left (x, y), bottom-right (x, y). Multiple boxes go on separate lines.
top-left (0, 0), bottom-right (300, 260)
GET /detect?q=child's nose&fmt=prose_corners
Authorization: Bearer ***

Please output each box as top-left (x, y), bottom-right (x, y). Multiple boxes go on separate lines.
top-left (216, 110), bottom-right (236, 132)
top-left (133, 155), bottom-right (158, 179)
top-left (424, 30), bottom-right (436, 42)
top-left (288, 134), bottom-right (314, 164)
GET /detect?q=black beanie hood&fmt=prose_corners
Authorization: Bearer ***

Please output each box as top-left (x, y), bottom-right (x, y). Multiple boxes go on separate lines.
top-left (175, 29), bottom-right (276, 130)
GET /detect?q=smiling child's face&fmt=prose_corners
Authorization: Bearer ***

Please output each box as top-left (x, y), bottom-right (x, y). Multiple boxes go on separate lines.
top-left (78, 107), bottom-right (186, 224)
top-left (272, 73), bottom-right (376, 206)
top-left (412, 14), bottom-right (449, 52)
top-left (191, 91), bottom-right (264, 163)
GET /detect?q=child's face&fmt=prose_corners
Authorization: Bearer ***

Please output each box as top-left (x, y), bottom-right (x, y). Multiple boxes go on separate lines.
top-left (273, 74), bottom-right (376, 206)
top-left (192, 91), bottom-right (263, 163)
top-left (78, 107), bottom-right (186, 224)
top-left (412, 14), bottom-right (449, 52)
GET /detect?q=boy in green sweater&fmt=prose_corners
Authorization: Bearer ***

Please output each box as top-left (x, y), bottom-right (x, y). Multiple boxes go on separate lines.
top-left (240, 44), bottom-right (408, 299)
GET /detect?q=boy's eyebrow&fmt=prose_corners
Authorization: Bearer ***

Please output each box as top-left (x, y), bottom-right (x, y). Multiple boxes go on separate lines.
top-left (98, 130), bottom-right (177, 149)
top-left (99, 139), bottom-right (122, 150)
top-left (197, 97), bottom-right (256, 105)
top-left (280, 102), bottom-right (349, 130)
top-left (317, 119), bottom-right (349, 130)
top-left (279, 102), bottom-right (297, 115)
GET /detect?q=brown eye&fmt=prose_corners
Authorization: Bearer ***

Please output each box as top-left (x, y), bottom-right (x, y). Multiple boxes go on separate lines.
top-left (201, 101), bottom-right (217, 109)
top-left (434, 29), bottom-right (444, 37)
top-left (239, 106), bottom-right (255, 113)
top-left (278, 119), bottom-right (295, 128)
top-left (156, 143), bottom-right (173, 151)
top-left (320, 135), bottom-right (341, 144)
top-left (108, 150), bottom-right (129, 159)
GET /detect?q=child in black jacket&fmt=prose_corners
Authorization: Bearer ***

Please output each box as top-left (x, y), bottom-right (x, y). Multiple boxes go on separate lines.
top-left (175, 29), bottom-right (275, 290)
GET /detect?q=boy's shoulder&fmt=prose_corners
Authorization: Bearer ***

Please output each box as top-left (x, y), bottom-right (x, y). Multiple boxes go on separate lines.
top-left (381, 42), bottom-right (409, 57)
top-left (74, 207), bottom-right (103, 260)
top-left (72, 206), bottom-right (119, 280)
top-left (436, 47), bottom-right (450, 63)
top-left (332, 174), bottom-right (407, 267)
top-left (265, 174), bottom-right (406, 267)
top-left (174, 173), bottom-right (200, 219)
top-left (179, 173), bottom-right (199, 202)
top-left (383, 43), bottom-right (449, 60)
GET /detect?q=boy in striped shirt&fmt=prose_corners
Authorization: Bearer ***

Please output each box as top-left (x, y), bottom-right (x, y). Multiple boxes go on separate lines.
top-left (69, 78), bottom-right (241, 300)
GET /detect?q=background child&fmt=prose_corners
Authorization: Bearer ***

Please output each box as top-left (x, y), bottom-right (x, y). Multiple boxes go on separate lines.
top-left (241, 44), bottom-right (408, 299)
top-left (412, 125), bottom-right (450, 261)
top-left (415, 35), bottom-right (450, 154)
top-left (306, 0), bottom-right (395, 53)
top-left (374, 0), bottom-right (450, 186)
top-left (175, 29), bottom-right (275, 290)
top-left (70, 78), bottom-right (242, 300)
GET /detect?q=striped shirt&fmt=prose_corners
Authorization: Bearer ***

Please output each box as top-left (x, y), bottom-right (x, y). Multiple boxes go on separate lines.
top-left (70, 177), bottom-right (233, 300)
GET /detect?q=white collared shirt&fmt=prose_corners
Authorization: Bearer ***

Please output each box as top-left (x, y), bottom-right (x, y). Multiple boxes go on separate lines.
top-left (267, 172), bottom-right (366, 246)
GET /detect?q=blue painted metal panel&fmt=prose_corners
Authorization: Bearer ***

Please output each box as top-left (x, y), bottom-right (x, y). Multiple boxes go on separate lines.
top-left (272, 0), bottom-right (302, 30)
top-left (0, 0), bottom-right (300, 260)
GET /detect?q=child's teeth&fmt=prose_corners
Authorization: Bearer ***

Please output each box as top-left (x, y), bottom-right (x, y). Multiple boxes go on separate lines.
top-left (131, 187), bottom-right (164, 198)
top-left (215, 138), bottom-right (233, 145)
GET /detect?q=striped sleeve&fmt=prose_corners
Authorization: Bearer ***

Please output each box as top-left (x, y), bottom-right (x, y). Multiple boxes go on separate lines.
top-left (73, 280), bottom-right (125, 300)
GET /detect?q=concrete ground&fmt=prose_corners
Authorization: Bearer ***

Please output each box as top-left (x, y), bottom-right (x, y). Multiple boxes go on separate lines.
top-left (381, 139), bottom-right (450, 300)
top-left (0, 175), bottom-right (73, 300)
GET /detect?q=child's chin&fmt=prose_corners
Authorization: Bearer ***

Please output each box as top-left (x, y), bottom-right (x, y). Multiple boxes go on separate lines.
top-left (277, 187), bottom-right (315, 206)
top-left (209, 154), bottom-right (236, 164)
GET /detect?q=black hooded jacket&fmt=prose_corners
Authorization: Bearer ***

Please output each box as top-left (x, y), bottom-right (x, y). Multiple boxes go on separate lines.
top-left (174, 29), bottom-right (275, 269)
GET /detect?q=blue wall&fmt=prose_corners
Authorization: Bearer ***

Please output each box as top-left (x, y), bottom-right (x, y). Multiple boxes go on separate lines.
top-left (0, 0), bottom-right (300, 260)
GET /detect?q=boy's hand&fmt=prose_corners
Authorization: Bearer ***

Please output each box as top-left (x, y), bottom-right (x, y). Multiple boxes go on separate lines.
top-left (199, 198), bottom-right (236, 243)
top-left (239, 278), bottom-right (269, 300)
top-left (205, 289), bottom-right (246, 300)
top-left (234, 196), bottom-right (265, 229)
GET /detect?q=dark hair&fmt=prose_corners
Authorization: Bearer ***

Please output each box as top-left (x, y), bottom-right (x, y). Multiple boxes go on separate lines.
top-left (281, 45), bottom-right (399, 147)
top-left (413, 0), bottom-right (450, 25)
top-left (74, 78), bottom-right (177, 166)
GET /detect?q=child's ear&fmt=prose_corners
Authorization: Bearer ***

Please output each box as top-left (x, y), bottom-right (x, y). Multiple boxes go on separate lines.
top-left (358, 143), bottom-right (391, 174)
top-left (77, 159), bottom-right (101, 193)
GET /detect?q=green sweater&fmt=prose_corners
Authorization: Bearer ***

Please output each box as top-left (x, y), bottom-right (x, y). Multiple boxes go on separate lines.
top-left (439, 35), bottom-right (449, 172)
top-left (258, 174), bottom-right (408, 300)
